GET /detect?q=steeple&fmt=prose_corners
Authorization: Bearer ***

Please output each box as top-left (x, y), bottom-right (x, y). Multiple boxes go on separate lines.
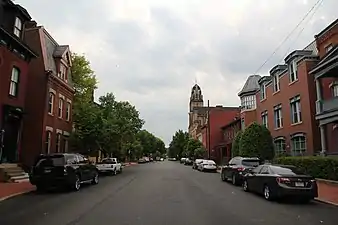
top-left (189, 84), bottom-right (203, 112)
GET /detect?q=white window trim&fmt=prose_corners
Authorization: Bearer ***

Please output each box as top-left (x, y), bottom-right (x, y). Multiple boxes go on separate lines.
top-left (46, 126), bottom-right (53, 132)
top-left (289, 60), bottom-right (298, 83)
top-left (260, 84), bottom-right (266, 101)
top-left (273, 74), bottom-right (280, 92)
top-left (9, 67), bottom-right (19, 96)
top-left (66, 101), bottom-right (71, 121)
top-left (274, 137), bottom-right (286, 155)
top-left (56, 129), bottom-right (62, 134)
top-left (261, 111), bottom-right (268, 128)
top-left (45, 131), bottom-right (52, 154)
top-left (63, 131), bottom-right (70, 136)
top-left (48, 92), bottom-right (55, 115)
top-left (59, 94), bottom-right (65, 100)
top-left (291, 134), bottom-right (306, 156)
top-left (274, 105), bottom-right (283, 129)
top-left (58, 98), bottom-right (64, 118)
top-left (49, 88), bottom-right (56, 95)
top-left (13, 17), bottom-right (22, 37)
top-left (290, 96), bottom-right (302, 124)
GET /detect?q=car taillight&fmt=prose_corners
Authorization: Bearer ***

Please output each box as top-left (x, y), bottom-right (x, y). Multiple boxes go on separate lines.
top-left (276, 177), bottom-right (290, 183)
top-left (237, 167), bottom-right (245, 172)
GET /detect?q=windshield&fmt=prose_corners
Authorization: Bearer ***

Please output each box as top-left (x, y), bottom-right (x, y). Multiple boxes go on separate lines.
top-left (35, 155), bottom-right (65, 167)
top-left (270, 166), bottom-right (306, 175)
top-left (242, 160), bottom-right (260, 167)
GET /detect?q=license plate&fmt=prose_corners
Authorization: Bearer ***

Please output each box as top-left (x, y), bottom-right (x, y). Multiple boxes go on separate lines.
top-left (295, 182), bottom-right (304, 187)
top-left (44, 169), bottom-right (51, 173)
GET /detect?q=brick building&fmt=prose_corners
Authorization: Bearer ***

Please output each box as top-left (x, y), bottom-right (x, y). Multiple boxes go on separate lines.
top-left (200, 106), bottom-right (240, 163)
top-left (0, 0), bottom-right (36, 163)
top-left (221, 118), bottom-right (241, 162)
top-left (256, 41), bottom-right (320, 156)
top-left (238, 75), bottom-right (261, 130)
top-left (311, 19), bottom-right (338, 155)
top-left (20, 22), bottom-right (75, 166)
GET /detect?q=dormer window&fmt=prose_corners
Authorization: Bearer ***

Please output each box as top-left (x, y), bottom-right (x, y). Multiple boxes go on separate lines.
top-left (289, 60), bottom-right (298, 83)
top-left (273, 74), bottom-right (280, 92)
top-left (14, 17), bottom-right (22, 37)
top-left (59, 64), bottom-right (67, 81)
top-left (325, 44), bottom-right (333, 53)
top-left (260, 84), bottom-right (266, 101)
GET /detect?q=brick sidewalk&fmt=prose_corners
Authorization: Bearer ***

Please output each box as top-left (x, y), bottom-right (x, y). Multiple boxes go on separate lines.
top-left (0, 182), bottom-right (35, 201)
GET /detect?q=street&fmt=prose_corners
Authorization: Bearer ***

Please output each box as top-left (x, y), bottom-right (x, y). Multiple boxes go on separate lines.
top-left (0, 161), bottom-right (337, 225)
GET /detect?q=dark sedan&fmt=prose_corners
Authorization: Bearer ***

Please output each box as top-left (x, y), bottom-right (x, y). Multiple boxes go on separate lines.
top-left (242, 164), bottom-right (318, 202)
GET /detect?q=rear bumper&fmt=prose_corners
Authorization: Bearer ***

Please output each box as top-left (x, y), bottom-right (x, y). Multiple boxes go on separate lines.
top-left (29, 175), bottom-right (72, 187)
top-left (276, 186), bottom-right (318, 198)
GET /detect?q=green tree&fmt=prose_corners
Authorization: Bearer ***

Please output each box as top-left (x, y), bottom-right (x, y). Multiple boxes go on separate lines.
top-left (239, 122), bottom-right (275, 161)
top-left (184, 138), bottom-right (203, 158)
top-left (194, 147), bottom-right (206, 159)
top-left (168, 130), bottom-right (189, 158)
top-left (231, 130), bottom-right (242, 157)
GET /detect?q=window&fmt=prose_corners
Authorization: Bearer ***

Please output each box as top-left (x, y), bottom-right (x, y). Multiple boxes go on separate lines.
top-left (274, 104), bottom-right (283, 129)
top-left (274, 138), bottom-right (286, 156)
top-left (241, 95), bottom-right (256, 110)
top-left (325, 44), bottom-right (333, 53)
top-left (56, 133), bottom-right (61, 153)
top-left (290, 95), bottom-right (302, 124)
top-left (48, 93), bottom-right (55, 114)
top-left (13, 17), bottom-right (22, 37)
top-left (45, 131), bottom-right (52, 153)
top-left (289, 60), bottom-right (298, 83)
top-left (58, 98), bottom-right (64, 118)
top-left (332, 84), bottom-right (338, 97)
top-left (261, 111), bottom-right (268, 128)
top-left (291, 135), bottom-right (306, 156)
top-left (66, 102), bottom-right (71, 121)
top-left (273, 74), bottom-right (280, 92)
top-left (64, 138), bottom-right (69, 153)
top-left (59, 64), bottom-right (67, 80)
top-left (9, 67), bottom-right (20, 96)
top-left (260, 84), bottom-right (266, 101)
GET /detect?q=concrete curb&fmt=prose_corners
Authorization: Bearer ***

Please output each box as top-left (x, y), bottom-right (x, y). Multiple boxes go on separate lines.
top-left (315, 198), bottom-right (338, 207)
top-left (0, 189), bottom-right (34, 202)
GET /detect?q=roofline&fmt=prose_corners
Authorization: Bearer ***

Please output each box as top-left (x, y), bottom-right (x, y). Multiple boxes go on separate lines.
top-left (315, 18), bottom-right (338, 39)
top-left (221, 118), bottom-right (241, 130)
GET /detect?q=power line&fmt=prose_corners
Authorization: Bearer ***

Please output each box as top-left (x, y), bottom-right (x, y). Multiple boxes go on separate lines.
top-left (254, 0), bottom-right (324, 74)
top-left (278, 0), bottom-right (324, 64)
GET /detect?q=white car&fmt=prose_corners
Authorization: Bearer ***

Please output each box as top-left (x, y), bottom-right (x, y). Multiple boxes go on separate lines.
top-left (96, 158), bottom-right (122, 175)
top-left (198, 160), bottom-right (217, 172)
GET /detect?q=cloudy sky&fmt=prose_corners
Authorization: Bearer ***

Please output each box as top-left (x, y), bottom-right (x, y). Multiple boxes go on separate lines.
top-left (17, 0), bottom-right (337, 145)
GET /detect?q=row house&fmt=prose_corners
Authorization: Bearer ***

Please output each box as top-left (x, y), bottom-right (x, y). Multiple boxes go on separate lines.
top-left (221, 118), bottom-right (241, 163)
top-left (310, 19), bottom-right (338, 155)
top-left (200, 106), bottom-right (240, 164)
top-left (0, 0), bottom-right (36, 163)
top-left (256, 41), bottom-right (320, 156)
top-left (20, 21), bottom-right (75, 167)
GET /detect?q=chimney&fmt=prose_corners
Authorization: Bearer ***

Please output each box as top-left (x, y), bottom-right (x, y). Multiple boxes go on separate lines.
top-left (25, 20), bottom-right (37, 29)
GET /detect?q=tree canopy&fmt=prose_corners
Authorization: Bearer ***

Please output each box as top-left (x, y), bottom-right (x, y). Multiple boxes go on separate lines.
top-left (168, 130), bottom-right (205, 159)
top-left (239, 122), bottom-right (275, 161)
top-left (231, 130), bottom-right (242, 158)
top-left (69, 53), bottom-right (165, 161)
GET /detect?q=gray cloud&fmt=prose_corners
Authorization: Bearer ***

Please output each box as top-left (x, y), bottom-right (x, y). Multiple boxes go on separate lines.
top-left (17, 0), bottom-right (338, 145)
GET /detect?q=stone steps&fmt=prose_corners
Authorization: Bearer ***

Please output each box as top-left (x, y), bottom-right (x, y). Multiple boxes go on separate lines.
top-left (0, 164), bottom-right (29, 183)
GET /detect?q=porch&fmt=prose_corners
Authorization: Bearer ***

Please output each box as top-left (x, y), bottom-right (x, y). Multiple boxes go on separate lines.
top-left (311, 45), bottom-right (338, 155)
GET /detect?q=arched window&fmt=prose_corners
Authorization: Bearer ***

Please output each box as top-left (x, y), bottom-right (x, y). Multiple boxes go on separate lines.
top-left (291, 134), bottom-right (306, 156)
top-left (274, 137), bottom-right (286, 156)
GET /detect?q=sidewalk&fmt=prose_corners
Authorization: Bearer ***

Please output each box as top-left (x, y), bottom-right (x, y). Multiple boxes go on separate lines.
top-left (0, 182), bottom-right (35, 201)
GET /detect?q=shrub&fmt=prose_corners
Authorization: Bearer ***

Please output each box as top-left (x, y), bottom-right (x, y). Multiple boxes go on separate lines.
top-left (239, 122), bottom-right (274, 161)
top-left (231, 130), bottom-right (242, 157)
top-left (274, 156), bottom-right (338, 181)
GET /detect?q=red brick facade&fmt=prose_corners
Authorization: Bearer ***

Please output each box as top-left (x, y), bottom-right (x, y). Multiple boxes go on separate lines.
top-left (221, 118), bottom-right (241, 162)
top-left (20, 23), bottom-right (74, 167)
top-left (0, 1), bottom-right (36, 164)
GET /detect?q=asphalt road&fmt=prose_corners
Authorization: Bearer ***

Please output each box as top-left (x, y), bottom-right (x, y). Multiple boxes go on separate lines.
top-left (0, 161), bottom-right (337, 225)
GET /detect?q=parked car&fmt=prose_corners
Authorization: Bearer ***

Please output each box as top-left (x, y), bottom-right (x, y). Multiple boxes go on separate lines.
top-left (29, 153), bottom-right (99, 191)
top-left (180, 158), bottom-right (186, 164)
top-left (197, 160), bottom-right (217, 172)
top-left (192, 159), bottom-right (204, 169)
top-left (220, 156), bottom-right (260, 185)
top-left (184, 158), bottom-right (193, 165)
top-left (242, 164), bottom-right (318, 202)
top-left (96, 158), bottom-right (122, 175)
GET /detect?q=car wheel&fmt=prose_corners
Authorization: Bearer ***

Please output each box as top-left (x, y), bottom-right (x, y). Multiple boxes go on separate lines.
top-left (243, 180), bottom-right (249, 192)
top-left (73, 175), bottom-right (81, 191)
top-left (263, 185), bottom-right (272, 201)
top-left (92, 171), bottom-right (99, 185)
top-left (232, 174), bottom-right (237, 185)
top-left (221, 172), bottom-right (226, 182)
top-left (119, 167), bottom-right (123, 173)
top-left (36, 184), bottom-right (46, 193)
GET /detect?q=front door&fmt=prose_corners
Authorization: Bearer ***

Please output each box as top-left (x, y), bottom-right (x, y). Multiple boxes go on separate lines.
top-left (0, 113), bottom-right (21, 163)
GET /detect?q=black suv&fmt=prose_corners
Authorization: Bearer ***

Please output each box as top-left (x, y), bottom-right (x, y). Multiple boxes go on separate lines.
top-left (220, 156), bottom-right (260, 185)
top-left (29, 153), bottom-right (99, 191)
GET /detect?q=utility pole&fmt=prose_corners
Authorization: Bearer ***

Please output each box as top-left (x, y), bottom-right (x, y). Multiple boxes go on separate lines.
top-left (207, 100), bottom-right (211, 160)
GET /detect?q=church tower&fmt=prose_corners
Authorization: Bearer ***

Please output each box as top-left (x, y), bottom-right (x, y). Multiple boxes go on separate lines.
top-left (189, 84), bottom-right (203, 112)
